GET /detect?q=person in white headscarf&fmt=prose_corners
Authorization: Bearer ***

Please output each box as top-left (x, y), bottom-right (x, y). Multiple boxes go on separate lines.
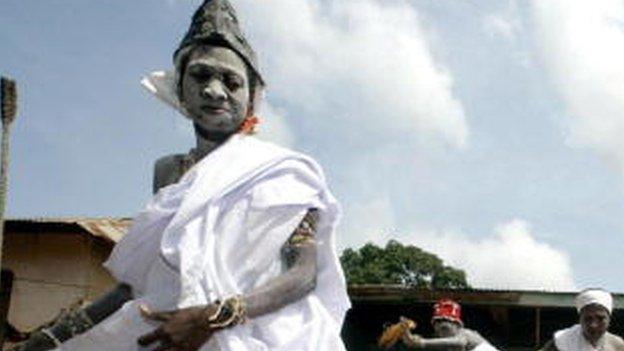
top-left (539, 289), bottom-right (624, 351)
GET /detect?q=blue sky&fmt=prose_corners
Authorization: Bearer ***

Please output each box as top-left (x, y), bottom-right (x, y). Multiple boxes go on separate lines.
top-left (1, 0), bottom-right (623, 292)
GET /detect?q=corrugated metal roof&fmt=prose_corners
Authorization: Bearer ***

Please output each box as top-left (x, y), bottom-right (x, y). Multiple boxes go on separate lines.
top-left (75, 219), bottom-right (131, 243)
top-left (6, 217), bottom-right (129, 224)
top-left (348, 285), bottom-right (624, 308)
top-left (5, 217), bottom-right (131, 244)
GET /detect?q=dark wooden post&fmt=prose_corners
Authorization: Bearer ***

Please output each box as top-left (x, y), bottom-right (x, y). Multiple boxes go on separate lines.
top-left (0, 76), bottom-right (18, 346)
top-left (534, 307), bottom-right (542, 349)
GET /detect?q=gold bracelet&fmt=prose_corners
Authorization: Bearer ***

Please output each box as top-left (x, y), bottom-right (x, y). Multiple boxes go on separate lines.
top-left (206, 295), bottom-right (247, 329)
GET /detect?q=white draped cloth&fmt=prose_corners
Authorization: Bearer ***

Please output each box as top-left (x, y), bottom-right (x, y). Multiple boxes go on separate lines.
top-left (473, 341), bottom-right (499, 351)
top-left (554, 325), bottom-right (604, 351)
top-left (56, 134), bottom-right (351, 350)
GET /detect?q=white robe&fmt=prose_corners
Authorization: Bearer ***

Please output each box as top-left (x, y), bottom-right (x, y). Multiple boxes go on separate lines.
top-left (554, 325), bottom-right (603, 351)
top-left (57, 134), bottom-right (351, 350)
top-left (473, 341), bottom-right (499, 351)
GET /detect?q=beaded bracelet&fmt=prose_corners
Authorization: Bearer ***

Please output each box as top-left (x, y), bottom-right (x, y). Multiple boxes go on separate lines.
top-left (40, 328), bottom-right (63, 348)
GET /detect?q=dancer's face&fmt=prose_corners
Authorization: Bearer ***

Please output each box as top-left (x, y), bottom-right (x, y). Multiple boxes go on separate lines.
top-left (180, 46), bottom-right (250, 134)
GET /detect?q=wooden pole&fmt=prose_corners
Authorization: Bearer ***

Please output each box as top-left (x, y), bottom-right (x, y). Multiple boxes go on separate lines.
top-left (0, 76), bottom-right (17, 346)
top-left (535, 307), bottom-right (542, 349)
top-left (0, 121), bottom-right (11, 273)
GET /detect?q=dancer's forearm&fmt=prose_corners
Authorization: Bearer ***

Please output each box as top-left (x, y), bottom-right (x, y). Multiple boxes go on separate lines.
top-left (84, 282), bottom-right (134, 323)
top-left (244, 242), bottom-right (316, 318)
top-left (404, 333), bottom-right (467, 350)
top-left (15, 283), bottom-right (133, 351)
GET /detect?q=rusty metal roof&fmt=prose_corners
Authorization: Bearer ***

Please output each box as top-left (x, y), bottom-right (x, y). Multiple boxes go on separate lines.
top-left (5, 217), bottom-right (131, 244)
top-left (75, 218), bottom-right (131, 243)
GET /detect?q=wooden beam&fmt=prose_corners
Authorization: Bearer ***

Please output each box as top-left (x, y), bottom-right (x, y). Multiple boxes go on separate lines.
top-left (535, 307), bottom-right (542, 348)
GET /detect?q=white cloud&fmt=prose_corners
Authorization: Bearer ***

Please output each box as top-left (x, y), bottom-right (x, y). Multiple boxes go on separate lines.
top-left (482, 1), bottom-right (534, 68)
top-left (532, 0), bottom-right (624, 178)
top-left (232, 0), bottom-right (472, 259)
top-left (483, 14), bottom-right (517, 41)
top-left (410, 220), bottom-right (576, 290)
top-left (236, 0), bottom-right (469, 148)
top-left (482, 1), bottom-right (521, 42)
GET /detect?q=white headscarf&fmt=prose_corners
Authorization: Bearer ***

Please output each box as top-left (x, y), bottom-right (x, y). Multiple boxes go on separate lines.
top-left (140, 71), bottom-right (189, 116)
top-left (574, 288), bottom-right (613, 314)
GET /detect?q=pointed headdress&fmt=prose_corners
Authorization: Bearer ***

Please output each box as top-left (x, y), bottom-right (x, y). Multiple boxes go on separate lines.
top-left (141, 0), bottom-right (265, 118)
top-left (174, 0), bottom-right (264, 87)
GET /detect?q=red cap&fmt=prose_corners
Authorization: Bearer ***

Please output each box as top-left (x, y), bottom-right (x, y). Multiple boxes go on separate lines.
top-left (431, 299), bottom-right (463, 326)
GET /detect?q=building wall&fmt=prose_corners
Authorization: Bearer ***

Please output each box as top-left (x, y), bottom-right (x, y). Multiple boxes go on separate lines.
top-left (2, 230), bottom-right (116, 331)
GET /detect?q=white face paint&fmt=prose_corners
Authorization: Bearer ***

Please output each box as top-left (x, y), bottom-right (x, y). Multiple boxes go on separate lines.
top-left (580, 304), bottom-right (610, 345)
top-left (180, 46), bottom-right (250, 134)
top-left (433, 319), bottom-right (461, 338)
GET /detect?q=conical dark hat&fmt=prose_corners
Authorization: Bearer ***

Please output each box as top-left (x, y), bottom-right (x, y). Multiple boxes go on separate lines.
top-left (174, 0), bottom-right (264, 86)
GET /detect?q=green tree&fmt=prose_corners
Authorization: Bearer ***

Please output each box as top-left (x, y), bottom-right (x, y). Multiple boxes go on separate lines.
top-left (340, 240), bottom-right (469, 289)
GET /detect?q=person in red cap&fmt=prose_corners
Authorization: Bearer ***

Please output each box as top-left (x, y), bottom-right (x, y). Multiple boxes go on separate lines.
top-left (402, 299), bottom-right (499, 351)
